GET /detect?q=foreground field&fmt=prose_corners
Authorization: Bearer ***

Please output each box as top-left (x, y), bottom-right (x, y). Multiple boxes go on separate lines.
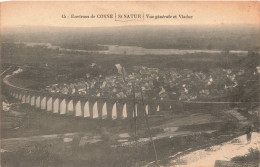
top-left (1, 94), bottom-right (253, 167)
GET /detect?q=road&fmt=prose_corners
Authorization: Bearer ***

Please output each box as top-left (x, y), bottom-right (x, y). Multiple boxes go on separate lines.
top-left (171, 132), bottom-right (259, 167)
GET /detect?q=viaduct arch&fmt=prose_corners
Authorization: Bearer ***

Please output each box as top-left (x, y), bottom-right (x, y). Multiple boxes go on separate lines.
top-left (3, 75), bottom-right (185, 120)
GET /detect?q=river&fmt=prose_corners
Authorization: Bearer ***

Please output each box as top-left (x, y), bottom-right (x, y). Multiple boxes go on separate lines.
top-left (14, 42), bottom-right (248, 56)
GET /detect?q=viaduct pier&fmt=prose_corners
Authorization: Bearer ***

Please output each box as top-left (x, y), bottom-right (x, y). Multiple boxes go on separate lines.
top-left (4, 74), bottom-right (254, 120)
top-left (3, 75), bottom-right (184, 120)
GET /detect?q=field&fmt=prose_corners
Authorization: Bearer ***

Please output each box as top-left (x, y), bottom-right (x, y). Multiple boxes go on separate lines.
top-left (1, 94), bottom-right (248, 167)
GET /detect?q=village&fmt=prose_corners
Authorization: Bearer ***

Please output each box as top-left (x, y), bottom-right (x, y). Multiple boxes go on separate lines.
top-left (44, 63), bottom-right (250, 102)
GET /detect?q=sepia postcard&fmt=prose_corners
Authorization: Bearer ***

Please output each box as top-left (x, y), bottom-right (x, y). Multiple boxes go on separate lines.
top-left (0, 1), bottom-right (259, 167)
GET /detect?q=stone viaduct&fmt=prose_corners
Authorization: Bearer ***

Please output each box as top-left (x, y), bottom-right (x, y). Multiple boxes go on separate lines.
top-left (5, 75), bottom-right (252, 120)
top-left (3, 76), bottom-right (184, 120)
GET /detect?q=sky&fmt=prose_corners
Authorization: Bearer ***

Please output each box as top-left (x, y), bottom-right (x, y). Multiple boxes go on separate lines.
top-left (1, 1), bottom-right (259, 27)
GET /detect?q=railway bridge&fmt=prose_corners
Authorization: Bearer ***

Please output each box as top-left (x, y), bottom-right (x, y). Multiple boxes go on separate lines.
top-left (4, 74), bottom-right (250, 120)
top-left (3, 76), bottom-right (185, 120)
